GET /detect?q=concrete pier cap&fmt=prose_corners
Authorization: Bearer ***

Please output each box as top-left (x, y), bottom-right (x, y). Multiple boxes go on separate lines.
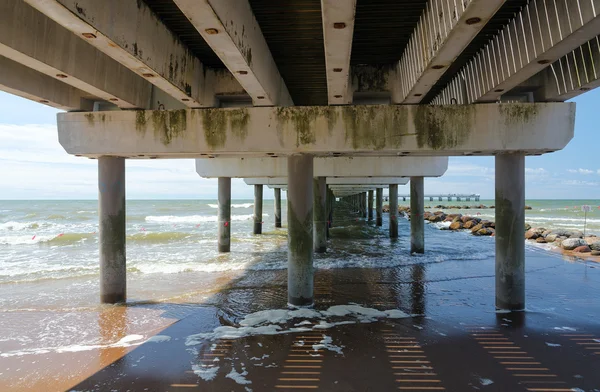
top-left (196, 156), bottom-right (448, 178)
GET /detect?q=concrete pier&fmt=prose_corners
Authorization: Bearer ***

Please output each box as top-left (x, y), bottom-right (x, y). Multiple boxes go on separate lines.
top-left (218, 177), bottom-right (231, 253)
top-left (99, 156), bottom-right (126, 304)
top-left (495, 154), bottom-right (525, 311)
top-left (274, 188), bottom-right (282, 228)
top-left (287, 154), bottom-right (314, 307)
top-left (253, 184), bottom-right (263, 234)
top-left (410, 176), bottom-right (425, 254)
top-left (389, 184), bottom-right (398, 239)
top-left (376, 188), bottom-right (383, 226)
top-left (362, 192), bottom-right (367, 218)
top-left (313, 176), bottom-right (327, 253)
top-left (368, 190), bottom-right (374, 221)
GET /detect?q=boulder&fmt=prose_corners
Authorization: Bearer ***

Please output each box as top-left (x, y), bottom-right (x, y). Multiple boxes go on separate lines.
top-left (480, 220), bottom-right (494, 228)
top-left (524, 223), bottom-right (531, 231)
top-left (590, 241), bottom-right (600, 251)
top-left (470, 223), bottom-right (483, 234)
top-left (525, 229), bottom-right (540, 240)
top-left (427, 215), bottom-right (443, 223)
top-left (541, 230), bottom-right (552, 238)
top-left (573, 245), bottom-right (591, 253)
top-left (449, 221), bottom-right (463, 230)
top-left (463, 220), bottom-right (477, 229)
top-left (536, 237), bottom-right (547, 243)
top-left (561, 238), bottom-right (587, 250)
top-left (545, 234), bottom-right (558, 242)
top-left (525, 205), bottom-right (532, 210)
top-left (474, 227), bottom-right (494, 236)
top-left (461, 216), bottom-right (473, 224)
top-left (592, 250), bottom-right (600, 256)
top-left (567, 230), bottom-right (584, 239)
top-left (550, 229), bottom-right (569, 237)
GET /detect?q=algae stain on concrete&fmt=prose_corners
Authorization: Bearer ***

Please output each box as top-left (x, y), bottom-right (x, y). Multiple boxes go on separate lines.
top-left (135, 111), bottom-right (147, 134)
top-left (342, 106), bottom-right (408, 150)
top-left (498, 103), bottom-right (539, 126)
top-left (276, 107), bottom-right (337, 147)
top-left (202, 109), bottom-right (227, 148)
top-left (151, 109), bottom-right (187, 145)
top-left (414, 105), bottom-right (474, 150)
top-left (229, 108), bottom-right (250, 140)
top-left (84, 113), bottom-right (95, 126)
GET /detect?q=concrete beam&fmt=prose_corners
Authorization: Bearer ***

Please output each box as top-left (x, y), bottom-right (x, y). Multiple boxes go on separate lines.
top-left (1, 0), bottom-right (152, 109)
top-left (243, 177), bottom-right (409, 186)
top-left (58, 104), bottom-right (574, 157)
top-left (392, 0), bottom-right (505, 103)
top-left (433, 0), bottom-right (600, 104)
top-left (321, 0), bottom-right (357, 105)
top-left (172, 0), bottom-right (292, 106)
top-left (0, 55), bottom-right (89, 111)
top-left (200, 157), bottom-right (447, 178)
top-left (24, 0), bottom-right (211, 108)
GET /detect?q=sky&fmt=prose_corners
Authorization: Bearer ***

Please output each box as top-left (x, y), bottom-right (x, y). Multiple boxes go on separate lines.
top-left (0, 89), bottom-right (599, 200)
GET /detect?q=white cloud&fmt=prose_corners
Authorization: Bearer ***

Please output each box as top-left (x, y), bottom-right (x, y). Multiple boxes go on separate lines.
top-left (567, 168), bottom-right (595, 174)
top-left (562, 179), bottom-right (600, 186)
top-left (525, 168), bottom-right (547, 175)
top-left (444, 163), bottom-right (494, 178)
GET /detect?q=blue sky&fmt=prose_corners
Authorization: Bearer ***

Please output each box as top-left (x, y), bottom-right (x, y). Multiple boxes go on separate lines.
top-left (0, 89), bottom-right (599, 200)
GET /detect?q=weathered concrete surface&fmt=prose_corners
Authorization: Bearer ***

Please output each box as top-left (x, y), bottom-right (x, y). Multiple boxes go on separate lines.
top-left (218, 177), bottom-right (231, 253)
top-left (58, 104), bottom-right (575, 157)
top-left (246, 177), bottom-right (409, 187)
top-left (376, 187), bottom-right (383, 226)
top-left (274, 188), bottom-right (282, 228)
top-left (313, 177), bottom-right (327, 253)
top-left (173, 0), bottom-right (292, 106)
top-left (287, 154), bottom-right (314, 307)
top-left (410, 176), bottom-right (424, 254)
top-left (199, 157), bottom-right (447, 178)
top-left (389, 184), bottom-right (398, 239)
top-left (98, 157), bottom-right (126, 304)
top-left (495, 154), bottom-right (525, 311)
top-left (368, 189), bottom-right (374, 221)
top-left (24, 0), bottom-right (210, 107)
top-left (253, 184), bottom-right (263, 235)
top-left (1, 0), bottom-right (152, 109)
top-left (0, 55), bottom-right (89, 111)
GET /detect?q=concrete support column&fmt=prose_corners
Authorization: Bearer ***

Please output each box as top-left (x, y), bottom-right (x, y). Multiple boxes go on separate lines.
top-left (410, 176), bottom-right (425, 254)
top-left (274, 188), bottom-right (282, 228)
top-left (495, 154), bottom-right (525, 311)
top-left (218, 177), bottom-right (231, 252)
top-left (389, 184), bottom-right (398, 239)
top-left (253, 184), bottom-right (263, 234)
top-left (313, 177), bottom-right (327, 253)
top-left (368, 190), bottom-right (374, 221)
top-left (376, 188), bottom-right (383, 226)
top-left (99, 156), bottom-right (126, 304)
top-left (287, 154), bottom-right (314, 307)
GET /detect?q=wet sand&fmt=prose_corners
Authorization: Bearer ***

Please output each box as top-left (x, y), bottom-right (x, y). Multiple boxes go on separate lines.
top-left (55, 248), bottom-right (600, 391)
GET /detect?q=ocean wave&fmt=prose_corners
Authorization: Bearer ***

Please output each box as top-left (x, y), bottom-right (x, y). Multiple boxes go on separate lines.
top-left (207, 203), bottom-right (254, 209)
top-left (145, 214), bottom-right (264, 223)
top-left (46, 214), bottom-right (67, 220)
top-left (0, 221), bottom-right (42, 231)
top-left (525, 216), bottom-right (600, 224)
top-left (131, 261), bottom-right (250, 274)
top-left (127, 232), bottom-right (195, 243)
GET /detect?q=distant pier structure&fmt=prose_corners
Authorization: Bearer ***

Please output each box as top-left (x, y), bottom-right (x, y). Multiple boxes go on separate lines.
top-left (385, 194), bottom-right (481, 202)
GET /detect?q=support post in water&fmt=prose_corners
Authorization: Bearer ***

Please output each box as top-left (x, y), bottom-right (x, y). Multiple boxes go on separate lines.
top-left (389, 184), bottom-right (399, 239)
top-left (410, 176), bottom-right (425, 253)
top-left (253, 184), bottom-right (263, 234)
top-left (313, 176), bottom-right (327, 253)
top-left (368, 190), bottom-right (374, 221)
top-left (218, 177), bottom-right (231, 253)
top-left (376, 187), bottom-right (383, 226)
top-left (288, 154), bottom-right (314, 307)
top-left (274, 188), bottom-right (282, 228)
top-left (99, 156), bottom-right (126, 304)
top-left (495, 153), bottom-right (525, 311)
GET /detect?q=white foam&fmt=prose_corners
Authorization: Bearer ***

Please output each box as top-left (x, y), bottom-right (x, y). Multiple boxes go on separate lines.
top-left (145, 214), bottom-right (266, 224)
top-left (147, 335), bottom-right (171, 343)
top-left (479, 378), bottom-right (494, 386)
top-left (193, 364), bottom-right (219, 381)
top-left (312, 335), bottom-right (344, 355)
top-left (545, 342), bottom-right (561, 347)
top-left (226, 366), bottom-right (252, 385)
top-left (186, 304), bottom-right (411, 343)
top-left (207, 204), bottom-right (218, 208)
top-left (134, 260), bottom-right (250, 274)
top-left (232, 203), bottom-right (254, 209)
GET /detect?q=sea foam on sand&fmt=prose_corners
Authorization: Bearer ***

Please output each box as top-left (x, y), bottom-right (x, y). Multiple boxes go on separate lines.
top-left (185, 304), bottom-right (411, 344)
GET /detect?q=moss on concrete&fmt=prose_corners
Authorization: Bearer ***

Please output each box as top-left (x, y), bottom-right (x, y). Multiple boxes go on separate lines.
top-left (287, 202), bottom-right (314, 266)
top-left (202, 109), bottom-right (227, 148)
top-left (275, 107), bottom-right (337, 146)
top-left (414, 105), bottom-right (474, 150)
top-left (229, 108), bottom-right (250, 140)
top-left (84, 113), bottom-right (95, 125)
top-left (135, 111), bottom-right (147, 134)
top-left (341, 105), bottom-right (408, 150)
top-left (151, 109), bottom-right (187, 145)
top-left (499, 103), bottom-right (539, 126)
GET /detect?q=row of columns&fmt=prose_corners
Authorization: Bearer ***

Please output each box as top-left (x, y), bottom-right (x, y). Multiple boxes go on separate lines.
top-left (97, 154), bottom-right (525, 312)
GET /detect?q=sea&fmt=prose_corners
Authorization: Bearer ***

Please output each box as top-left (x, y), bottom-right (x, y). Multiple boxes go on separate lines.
top-left (0, 198), bottom-right (599, 390)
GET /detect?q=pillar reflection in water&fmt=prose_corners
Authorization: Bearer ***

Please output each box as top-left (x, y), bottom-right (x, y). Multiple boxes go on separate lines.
top-left (411, 264), bottom-right (426, 316)
top-left (98, 305), bottom-right (128, 368)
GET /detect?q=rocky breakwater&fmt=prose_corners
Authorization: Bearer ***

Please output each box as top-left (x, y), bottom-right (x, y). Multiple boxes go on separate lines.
top-left (429, 212), bottom-right (496, 236)
top-left (524, 228), bottom-right (600, 256)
